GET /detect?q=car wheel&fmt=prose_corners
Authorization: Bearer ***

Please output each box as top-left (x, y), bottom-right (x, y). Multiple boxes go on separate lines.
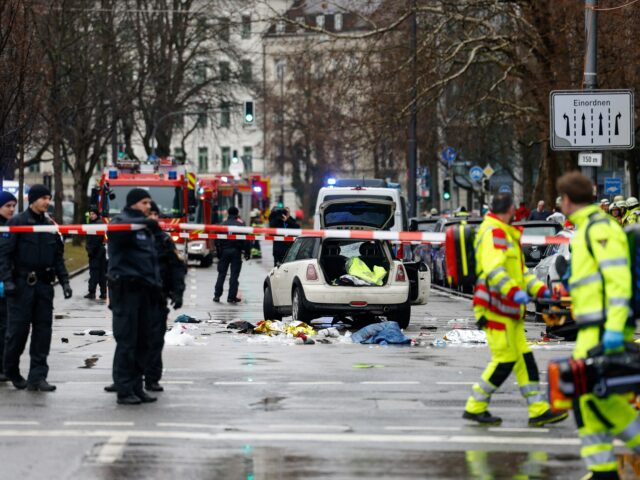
top-left (387, 303), bottom-right (411, 329)
top-left (291, 286), bottom-right (310, 322)
top-left (263, 285), bottom-right (282, 320)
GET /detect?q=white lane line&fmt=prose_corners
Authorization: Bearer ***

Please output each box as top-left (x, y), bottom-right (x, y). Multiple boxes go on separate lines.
top-left (360, 381), bottom-right (421, 385)
top-left (157, 423), bottom-right (227, 429)
top-left (96, 433), bottom-right (128, 464)
top-left (214, 381), bottom-right (267, 385)
top-left (161, 381), bottom-right (194, 385)
top-left (190, 294), bottom-right (197, 299)
top-left (0, 421), bottom-right (40, 426)
top-left (288, 381), bottom-right (344, 385)
top-left (267, 424), bottom-right (352, 432)
top-left (191, 286), bottom-right (197, 290)
top-left (0, 428), bottom-right (587, 447)
top-left (489, 427), bottom-right (550, 433)
top-left (384, 426), bottom-right (461, 432)
top-left (65, 422), bottom-right (134, 427)
top-left (436, 382), bottom-right (475, 385)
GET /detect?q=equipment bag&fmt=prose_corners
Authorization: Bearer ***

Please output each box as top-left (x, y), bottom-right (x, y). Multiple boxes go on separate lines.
top-left (625, 224), bottom-right (640, 321)
top-left (445, 223), bottom-right (477, 288)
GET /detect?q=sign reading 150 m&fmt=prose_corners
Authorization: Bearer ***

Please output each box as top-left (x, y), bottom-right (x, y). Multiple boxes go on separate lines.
top-left (550, 90), bottom-right (634, 151)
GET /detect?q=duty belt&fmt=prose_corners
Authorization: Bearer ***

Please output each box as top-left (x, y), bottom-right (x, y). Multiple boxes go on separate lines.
top-left (18, 268), bottom-right (54, 286)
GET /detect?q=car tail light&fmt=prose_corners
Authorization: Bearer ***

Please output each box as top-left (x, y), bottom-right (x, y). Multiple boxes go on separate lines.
top-left (350, 301), bottom-right (368, 307)
top-left (306, 264), bottom-right (318, 281)
top-left (395, 265), bottom-right (407, 282)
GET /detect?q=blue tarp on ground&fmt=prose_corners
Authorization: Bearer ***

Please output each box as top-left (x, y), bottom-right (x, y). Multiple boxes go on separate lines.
top-left (351, 321), bottom-right (410, 345)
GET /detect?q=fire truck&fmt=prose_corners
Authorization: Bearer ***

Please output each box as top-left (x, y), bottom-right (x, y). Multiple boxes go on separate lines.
top-left (93, 157), bottom-right (194, 256)
top-left (187, 173), bottom-right (270, 266)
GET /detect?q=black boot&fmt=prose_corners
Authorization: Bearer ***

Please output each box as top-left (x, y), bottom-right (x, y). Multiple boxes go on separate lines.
top-left (135, 391), bottom-right (158, 403)
top-left (10, 375), bottom-right (27, 390)
top-left (117, 394), bottom-right (142, 405)
top-left (84, 293), bottom-right (96, 300)
top-left (145, 381), bottom-right (164, 392)
top-left (462, 410), bottom-right (502, 426)
top-left (27, 380), bottom-right (57, 392)
top-left (104, 384), bottom-right (117, 393)
top-left (528, 409), bottom-right (569, 427)
top-left (0, 373), bottom-right (9, 382)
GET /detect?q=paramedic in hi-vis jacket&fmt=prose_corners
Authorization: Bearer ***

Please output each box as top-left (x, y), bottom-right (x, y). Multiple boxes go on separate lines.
top-left (558, 172), bottom-right (639, 480)
top-left (463, 192), bottom-right (569, 427)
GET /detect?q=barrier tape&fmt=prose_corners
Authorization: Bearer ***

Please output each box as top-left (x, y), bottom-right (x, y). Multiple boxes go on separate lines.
top-left (179, 233), bottom-right (297, 242)
top-left (0, 223), bottom-right (572, 246)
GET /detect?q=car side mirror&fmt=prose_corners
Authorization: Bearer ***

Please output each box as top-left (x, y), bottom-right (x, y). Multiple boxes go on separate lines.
top-left (555, 255), bottom-right (568, 278)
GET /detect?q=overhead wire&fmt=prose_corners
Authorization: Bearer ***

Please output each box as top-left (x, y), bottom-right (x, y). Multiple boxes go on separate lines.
top-left (586, 0), bottom-right (640, 11)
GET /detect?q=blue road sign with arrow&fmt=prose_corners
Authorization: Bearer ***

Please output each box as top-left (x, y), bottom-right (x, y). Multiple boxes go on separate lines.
top-left (469, 166), bottom-right (483, 182)
top-left (441, 147), bottom-right (457, 165)
top-left (499, 185), bottom-right (512, 194)
top-left (604, 178), bottom-right (622, 195)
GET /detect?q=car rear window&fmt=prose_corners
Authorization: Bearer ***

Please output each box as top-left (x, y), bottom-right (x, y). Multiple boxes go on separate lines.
top-left (323, 202), bottom-right (394, 229)
top-left (417, 222), bottom-right (437, 232)
top-left (523, 226), bottom-right (560, 236)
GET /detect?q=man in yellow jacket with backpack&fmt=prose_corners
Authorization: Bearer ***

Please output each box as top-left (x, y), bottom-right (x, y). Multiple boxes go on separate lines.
top-left (463, 192), bottom-right (569, 427)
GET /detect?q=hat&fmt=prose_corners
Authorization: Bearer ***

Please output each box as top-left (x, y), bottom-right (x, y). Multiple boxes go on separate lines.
top-left (126, 188), bottom-right (151, 207)
top-left (600, 198), bottom-right (610, 205)
top-left (627, 197), bottom-right (639, 208)
top-left (228, 206), bottom-right (239, 216)
top-left (0, 191), bottom-right (17, 208)
top-left (88, 206), bottom-right (100, 216)
top-left (430, 208), bottom-right (438, 215)
top-left (149, 201), bottom-right (160, 214)
top-left (28, 184), bottom-right (51, 205)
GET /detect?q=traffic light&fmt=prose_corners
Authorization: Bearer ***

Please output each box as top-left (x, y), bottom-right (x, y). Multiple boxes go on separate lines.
top-left (482, 178), bottom-right (490, 192)
top-left (443, 178), bottom-right (451, 201)
top-left (232, 150), bottom-right (239, 163)
top-left (244, 101), bottom-right (254, 125)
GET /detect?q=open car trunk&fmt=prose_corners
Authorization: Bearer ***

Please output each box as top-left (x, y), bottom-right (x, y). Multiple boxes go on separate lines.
top-left (319, 239), bottom-right (391, 286)
top-left (319, 198), bottom-right (395, 230)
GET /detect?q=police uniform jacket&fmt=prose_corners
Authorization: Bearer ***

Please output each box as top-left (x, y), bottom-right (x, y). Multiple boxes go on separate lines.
top-left (107, 207), bottom-right (161, 287)
top-left (0, 208), bottom-right (68, 285)
top-left (153, 229), bottom-right (186, 297)
top-left (214, 216), bottom-right (250, 255)
top-left (85, 218), bottom-right (106, 257)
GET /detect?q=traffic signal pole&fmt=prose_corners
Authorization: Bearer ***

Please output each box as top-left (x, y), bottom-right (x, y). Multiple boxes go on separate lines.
top-left (407, 0), bottom-right (418, 217)
top-left (582, 0), bottom-right (598, 183)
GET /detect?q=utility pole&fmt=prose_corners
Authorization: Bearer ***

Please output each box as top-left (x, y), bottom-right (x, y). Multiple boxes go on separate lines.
top-left (582, 0), bottom-right (598, 184)
top-left (407, 0), bottom-right (418, 217)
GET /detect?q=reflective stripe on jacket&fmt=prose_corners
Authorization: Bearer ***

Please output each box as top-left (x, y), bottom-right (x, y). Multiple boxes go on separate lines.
top-left (473, 213), bottom-right (547, 322)
top-left (568, 205), bottom-right (632, 359)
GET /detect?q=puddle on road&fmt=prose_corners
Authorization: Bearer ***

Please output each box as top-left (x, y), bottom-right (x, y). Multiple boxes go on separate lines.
top-left (249, 396), bottom-right (286, 411)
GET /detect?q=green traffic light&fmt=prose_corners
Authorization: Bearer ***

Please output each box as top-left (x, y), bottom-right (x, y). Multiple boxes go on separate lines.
top-left (443, 192), bottom-right (451, 200)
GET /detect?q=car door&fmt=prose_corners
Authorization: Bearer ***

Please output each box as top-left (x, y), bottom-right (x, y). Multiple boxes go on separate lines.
top-left (278, 238), bottom-right (319, 304)
top-left (271, 239), bottom-right (303, 306)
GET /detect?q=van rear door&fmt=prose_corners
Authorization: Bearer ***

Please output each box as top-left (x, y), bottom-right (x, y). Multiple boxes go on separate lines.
top-left (319, 199), bottom-right (396, 230)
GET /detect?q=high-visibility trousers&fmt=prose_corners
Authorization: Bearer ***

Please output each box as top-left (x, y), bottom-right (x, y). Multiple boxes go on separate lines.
top-left (574, 393), bottom-right (640, 475)
top-left (465, 318), bottom-right (549, 418)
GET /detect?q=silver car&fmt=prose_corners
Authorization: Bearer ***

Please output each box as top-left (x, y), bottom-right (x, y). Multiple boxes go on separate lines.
top-left (533, 230), bottom-right (574, 289)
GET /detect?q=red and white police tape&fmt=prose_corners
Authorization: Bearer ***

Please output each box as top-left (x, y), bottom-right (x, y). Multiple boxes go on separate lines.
top-left (0, 222), bottom-right (571, 246)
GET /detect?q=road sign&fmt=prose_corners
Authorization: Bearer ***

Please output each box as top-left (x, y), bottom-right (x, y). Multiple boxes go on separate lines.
top-left (578, 152), bottom-right (603, 167)
top-left (499, 185), bottom-right (512, 193)
top-left (483, 164), bottom-right (495, 178)
top-left (604, 178), bottom-right (622, 195)
top-left (441, 147), bottom-right (457, 165)
top-left (550, 90), bottom-right (634, 150)
top-left (469, 166), bottom-right (483, 182)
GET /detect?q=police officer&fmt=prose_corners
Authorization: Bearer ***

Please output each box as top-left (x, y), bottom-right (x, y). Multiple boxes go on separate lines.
top-left (213, 206), bottom-right (250, 303)
top-left (84, 207), bottom-right (107, 300)
top-left (269, 207), bottom-right (300, 265)
top-left (0, 185), bottom-right (72, 391)
top-left (463, 192), bottom-right (568, 427)
top-left (557, 172), bottom-right (640, 480)
top-left (144, 201), bottom-right (185, 391)
top-left (107, 188), bottom-right (161, 405)
top-left (0, 191), bottom-right (17, 382)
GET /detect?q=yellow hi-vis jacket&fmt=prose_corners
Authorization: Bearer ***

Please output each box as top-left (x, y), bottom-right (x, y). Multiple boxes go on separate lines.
top-left (568, 205), bottom-right (633, 359)
top-left (623, 206), bottom-right (640, 226)
top-left (473, 213), bottom-right (547, 322)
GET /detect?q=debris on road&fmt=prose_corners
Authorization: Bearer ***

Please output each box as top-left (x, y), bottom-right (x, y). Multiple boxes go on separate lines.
top-left (61, 337), bottom-right (69, 343)
top-left (174, 314), bottom-right (201, 323)
top-left (351, 321), bottom-right (411, 345)
top-left (226, 320), bottom-right (256, 333)
top-left (317, 327), bottom-right (341, 338)
top-left (88, 330), bottom-right (106, 336)
top-left (352, 363), bottom-right (385, 369)
top-left (164, 325), bottom-right (205, 346)
top-left (443, 329), bottom-right (487, 344)
top-left (79, 355), bottom-right (100, 369)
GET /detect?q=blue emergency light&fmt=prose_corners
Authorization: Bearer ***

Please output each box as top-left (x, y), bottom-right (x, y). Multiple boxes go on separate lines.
top-left (327, 177), bottom-right (336, 186)
top-left (253, 186), bottom-right (262, 193)
top-left (108, 170), bottom-right (118, 179)
top-left (168, 171), bottom-right (177, 180)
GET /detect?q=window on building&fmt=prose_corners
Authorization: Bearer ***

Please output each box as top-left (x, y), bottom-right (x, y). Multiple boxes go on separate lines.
top-left (240, 60), bottom-right (252, 83)
top-left (241, 15), bottom-right (251, 39)
top-left (276, 20), bottom-right (285, 34)
top-left (28, 162), bottom-right (40, 173)
top-left (219, 61), bottom-right (230, 82)
top-left (173, 147), bottom-right (185, 163)
top-left (334, 13), bottom-right (343, 31)
top-left (295, 16), bottom-right (305, 32)
top-left (242, 146), bottom-right (253, 171)
top-left (221, 146), bottom-right (231, 170)
top-left (219, 17), bottom-right (230, 41)
top-left (316, 15), bottom-right (325, 29)
top-left (196, 106), bottom-right (207, 129)
top-left (219, 102), bottom-right (230, 128)
top-left (195, 62), bottom-right (207, 84)
top-left (198, 147), bottom-right (209, 172)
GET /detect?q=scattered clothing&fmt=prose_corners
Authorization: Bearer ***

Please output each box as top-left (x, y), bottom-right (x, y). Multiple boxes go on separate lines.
top-left (351, 321), bottom-right (411, 345)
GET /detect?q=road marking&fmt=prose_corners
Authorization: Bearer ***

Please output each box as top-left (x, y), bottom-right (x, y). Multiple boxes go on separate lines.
top-left (96, 433), bottom-right (128, 464)
top-left (267, 424), bottom-right (352, 432)
top-left (384, 426), bottom-right (461, 432)
top-left (436, 381), bottom-right (475, 385)
top-left (489, 427), bottom-right (550, 433)
top-left (0, 421), bottom-right (40, 426)
top-left (288, 381), bottom-right (344, 385)
top-left (191, 286), bottom-right (197, 290)
top-left (190, 294), bottom-right (197, 299)
top-left (360, 381), bottom-right (421, 385)
top-left (65, 422), bottom-right (134, 427)
top-left (157, 423), bottom-right (226, 429)
top-left (160, 381), bottom-right (194, 385)
top-left (214, 381), bottom-right (268, 385)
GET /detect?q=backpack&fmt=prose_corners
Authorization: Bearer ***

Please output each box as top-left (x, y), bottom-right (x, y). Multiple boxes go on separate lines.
top-left (445, 223), bottom-right (477, 288)
top-left (625, 224), bottom-right (640, 321)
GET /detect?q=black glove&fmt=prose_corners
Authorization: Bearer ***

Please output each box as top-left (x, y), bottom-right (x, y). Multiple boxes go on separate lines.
top-left (62, 283), bottom-right (73, 299)
top-left (141, 218), bottom-right (160, 232)
top-left (244, 252), bottom-right (251, 261)
top-left (3, 280), bottom-right (17, 296)
top-left (170, 292), bottom-right (183, 310)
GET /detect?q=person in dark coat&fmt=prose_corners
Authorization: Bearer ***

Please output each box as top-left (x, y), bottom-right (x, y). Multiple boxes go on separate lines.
top-left (84, 207), bottom-right (107, 300)
top-left (0, 191), bottom-right (17, 382)
top-left (528, 201), bottom-right (550, 221)
top-left (213, 206), bottom-right (250, 303)
top-left (0, 185), bottom-right (72, 392)
top-left (106, 188), bottom-right (161, 405)
top-left (269, 207), bottom-right (300, 265)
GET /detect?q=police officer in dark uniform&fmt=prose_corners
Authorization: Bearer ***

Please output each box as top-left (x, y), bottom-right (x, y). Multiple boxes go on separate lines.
top-left (0, 191), bottom-right (18, 382)
top-left (269, 207), bottom-right (300, 265)
top-left (213, 206), bottom-right (250, 303)
top-left (84, 207), bottom-right (107, 300)
top-left (0, 185), bottom-right (72, 391)
top-left (107, 188), bottom-right (161, 405)
top-left (144, 201), bottom-right (185, 391)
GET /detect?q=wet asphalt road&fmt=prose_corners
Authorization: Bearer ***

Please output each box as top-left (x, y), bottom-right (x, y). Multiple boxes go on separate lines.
top-left (0, 244), bottom-right (636, 479)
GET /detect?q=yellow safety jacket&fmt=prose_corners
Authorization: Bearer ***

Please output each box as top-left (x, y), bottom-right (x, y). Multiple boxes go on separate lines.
top-left (623, 206), bottom-right (640, 226)
top-left (568, 205), bottom-right (633, 359)
top-left (346, 257), bottom-right (387, 286)
top-left (473, 214), bottom-right (547, 322)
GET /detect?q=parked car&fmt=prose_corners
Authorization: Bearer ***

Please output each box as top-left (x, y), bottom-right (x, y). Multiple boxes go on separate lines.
top-left (513, 220), bottom-right (563, 268)
top-left (431, 217), bottom-right (483, 286)
top-left (409, 217), bottom-right (439, 270)
top-left (533, 230), bottom-right (574, 290)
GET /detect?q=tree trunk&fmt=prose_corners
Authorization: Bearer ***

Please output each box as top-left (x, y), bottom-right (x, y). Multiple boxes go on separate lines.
top-left (628, 153), bottom-right (639, 198)
top-left (52, 129), bottom-right (63, 223)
